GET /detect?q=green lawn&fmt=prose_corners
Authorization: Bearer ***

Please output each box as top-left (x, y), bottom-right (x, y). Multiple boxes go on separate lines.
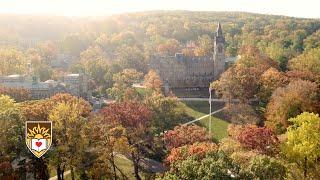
top-left (179, 101), bottom-right (229, 141)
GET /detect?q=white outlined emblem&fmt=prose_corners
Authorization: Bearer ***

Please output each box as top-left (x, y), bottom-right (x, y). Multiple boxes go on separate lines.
top-left (26, 121), bottom-right (52, 158)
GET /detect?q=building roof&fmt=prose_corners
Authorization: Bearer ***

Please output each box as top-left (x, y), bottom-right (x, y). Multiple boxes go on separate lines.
top-left (66, 74), bottom-right (80, 77)
top-left (7, 74), bottom-right (23, 78)
top-left (216, 22), bottom-right (223, 37)
top-left (225, 55), bottom-right (240, 62)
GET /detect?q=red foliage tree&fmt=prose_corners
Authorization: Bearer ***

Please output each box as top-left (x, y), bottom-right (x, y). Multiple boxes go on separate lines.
top-left (236, 125), bottom-right (279, 155)
top-left (0, 86), bottom-right (31, 102)
top-left (99, 101), bottom-right (153, 180)
top-left (164, 125), bottom-right (211, 150)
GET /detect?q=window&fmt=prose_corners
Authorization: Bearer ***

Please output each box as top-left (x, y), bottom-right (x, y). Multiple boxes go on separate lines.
top-left (218, 46), bottom-right (223, 53)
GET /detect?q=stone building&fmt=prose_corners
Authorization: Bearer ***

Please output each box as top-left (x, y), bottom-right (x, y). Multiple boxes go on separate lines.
top-left (0, 73), bottom-right (92, 101)
top-left (150, 23), bottom-right (237, 92)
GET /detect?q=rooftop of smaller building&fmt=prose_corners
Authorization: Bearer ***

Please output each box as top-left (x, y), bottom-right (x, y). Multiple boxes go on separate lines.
top-left (7, 74), bottom-right (23, 78)
top-left (66, 74), bottom-right (80, 77)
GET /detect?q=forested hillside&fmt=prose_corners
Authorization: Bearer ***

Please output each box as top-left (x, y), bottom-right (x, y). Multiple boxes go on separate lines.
top-left (1, 11), bottom-right (320, 93)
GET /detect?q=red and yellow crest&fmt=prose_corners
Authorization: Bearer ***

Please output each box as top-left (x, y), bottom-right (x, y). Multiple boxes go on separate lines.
top-left (26, 121), bottom-right (52, 158)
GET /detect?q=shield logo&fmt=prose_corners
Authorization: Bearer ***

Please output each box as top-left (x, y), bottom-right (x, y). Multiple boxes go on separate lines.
top-left (26, 121), bottom-right (52, 158)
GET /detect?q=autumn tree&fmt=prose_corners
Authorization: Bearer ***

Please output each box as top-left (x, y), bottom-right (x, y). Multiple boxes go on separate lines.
top-left (165, 142), bottom-right (218, 165)
top-left (258, 68), bottom-right (289, 103)
top-left (20, 99), bottom-right (53, 122)
top-left (49, 93), bottom-right (92, 117)
top-left (249, 155), bottom-right (287, 180)
top-left (288, 46), bottom-right (320, 74)
top-left (212, 44), bottom-right (278, 103)
top-left (49, 102), bottom-right (88, 180)
top-left (107, 69), bottom-right (143, 102)
top-left (86, 115), bottom-right (130, 179)
top-left (163, 125), bottom-right (211, 150)
top-left (0, 95), bottom-right (26, 179)
top-left (282, 112), bottom-right (320, 178)
top-left (144, 69), bottom-right (163, 93)
top-left (100, 102), bottom-right (153, 180)
top-left (37, 41), bottom-right (58, 64)
top-left (144, 93), bottom-right (192, 134)
top-left (236, 125), bottom-right (279, 155)
top-left (285, 70), bottom-right (318, 82)
top-left (194, 35), bottom-right (213, 56)
top-left (0, 86), bottom-right (31, 102)
top-left (0, 48), bottom-right (27, 75)
top-left (225, 103), bottom-right (260, 125)
top-left (162, 151), bottom-right (251, 180)
top-left (211, 64), bottom-right (260, 102)
top-left (116, 45), bottom-right (147, 73)
top-left (265, 80), bottom-right (319, 131)
top-left (157, 39), bottom-right (180, 56)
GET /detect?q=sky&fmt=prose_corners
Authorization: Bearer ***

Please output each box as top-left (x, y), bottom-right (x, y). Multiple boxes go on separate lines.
top-left (0, 0), bottom-right (319, 18)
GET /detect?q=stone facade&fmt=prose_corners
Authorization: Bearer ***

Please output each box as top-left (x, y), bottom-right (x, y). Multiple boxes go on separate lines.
top-left (0, 73), bottom-right (92, 101)
top-left (150, 23), bottom-right (236, 90)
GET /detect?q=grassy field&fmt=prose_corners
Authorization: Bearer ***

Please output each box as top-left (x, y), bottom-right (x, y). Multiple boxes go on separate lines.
top-left (179, 101), bottom-right (229, 141)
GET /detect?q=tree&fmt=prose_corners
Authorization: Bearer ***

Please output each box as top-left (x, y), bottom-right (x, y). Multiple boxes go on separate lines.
top-left (37, 41), bottom-right (58, 64)
top-left (0, 95), bottom-right (49, 179)
top-left (50, 93), bottom-right (92, 118)
top-left (211, 64), bottom-right (260, 102)
top-left (212, 45), bottom-right (278, 103)
top-left (249, 155), bottom-right (286, 180)
top-left (236, 125), bottom-right (279, 155)
top-left (0, 95), bottom-right (25, 169)
top-left (49, 102), bottom-right (88, 180)
top-left (100, 102), bottom-right (153, 180)
top-left (163, 125), bottom-right (211, 150)
top-left (265, 80), bottom-right (319, 131)
top-left (144, 93), bottom-right (191, 135)
top-left (0, 86), bottom-right (31, 102)
top-left (225, 103), bottom-right (260, 125)
top-left (20, 99), bottom-right (53, 122)
top-left (282, 112), bottom-right (320, 178)
top-left (0, 48), bottom-right (27, 75)
top-left (162, 151), bottom-right (251, 180)
top-left (194, 35), bottom-right (213, 56)
top-left (157, 39), bottom-right (180, 56)
top-left (116, 45), bottom-right (147, 73)
top-left (165, 142), bottom-right (218, 165)
top-left (144, 69), bottom-right (163, 93)
top-left (107, 69), bottom-right (143, 102)
top-left (258, 68), bottom-right (289, 103)
top-left (285, 70), bottom-right (318, 82)
top-left (86, 115), bottom-right (130, 179)
top-left (288, 47), bottom-right (320, 74)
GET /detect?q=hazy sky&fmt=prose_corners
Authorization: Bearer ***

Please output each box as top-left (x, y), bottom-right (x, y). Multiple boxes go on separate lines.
top-left (0, 0), bottom-right (319, 18)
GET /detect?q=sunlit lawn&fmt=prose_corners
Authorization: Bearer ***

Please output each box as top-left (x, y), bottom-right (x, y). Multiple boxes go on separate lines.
top-left (180, 101), bottom-right (229, 141)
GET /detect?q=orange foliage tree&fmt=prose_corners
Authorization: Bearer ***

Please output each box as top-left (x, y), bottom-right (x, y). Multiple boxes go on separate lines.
top-left (265, 80), bottom-right (319, 131)
top-left (99, 101), bottom-right (153, 180)
top-left (165, 142), bottom-right (218, 166)
top-left (144, 69), bottom-right (163, 93)
top-left (163, 125), bottom-right (211, 150)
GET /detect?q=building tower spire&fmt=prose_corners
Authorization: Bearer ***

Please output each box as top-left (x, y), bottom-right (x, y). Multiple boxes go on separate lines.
top-left (213, 22), bottom-right (225, 79)
top-left (216, 22), bottom-right (223, 37)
